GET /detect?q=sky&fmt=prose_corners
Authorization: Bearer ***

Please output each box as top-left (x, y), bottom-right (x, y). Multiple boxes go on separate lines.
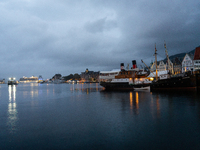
top-left (1, 0), bottom-right (200, 80)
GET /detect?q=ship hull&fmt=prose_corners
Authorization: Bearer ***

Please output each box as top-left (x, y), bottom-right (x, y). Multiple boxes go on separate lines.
top-left (100, 82), bottom-right (134, 91)
top-left (150, 74), bottom-right (197, 92)
top-left (8, 81), bottom-right (18, 85)
top-left (197, 73), bottom-right (200, 89)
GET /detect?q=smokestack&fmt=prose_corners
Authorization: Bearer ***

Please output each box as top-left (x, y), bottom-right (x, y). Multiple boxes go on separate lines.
top-left (120, 63), bottom-right (124, 71)
top-left (132, 60), bottom-right (137, 69)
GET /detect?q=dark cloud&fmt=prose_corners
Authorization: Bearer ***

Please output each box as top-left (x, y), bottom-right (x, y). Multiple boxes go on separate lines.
top-left (0, 0), bottom-right (199, 80)
top-left (85, 17), bottom-right (118, 33)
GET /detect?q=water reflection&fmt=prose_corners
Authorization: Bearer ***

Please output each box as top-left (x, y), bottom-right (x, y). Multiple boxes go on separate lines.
top-left (7, 85), bottom-right (18, 133)
top-left (100, 90), bottom-right (166, 117)
top-left (135, 92), bottom-right (139, 110)
top-left (129, 92), bottom-right (139, 114)
top-left (70, 83), bottom-right (102, 94)
top-left (130, 92), bottom-right (133, 110)
top-left (22, 83), bottom-right (39, 98)
top-left (156, 95), bottom-right (160, 118)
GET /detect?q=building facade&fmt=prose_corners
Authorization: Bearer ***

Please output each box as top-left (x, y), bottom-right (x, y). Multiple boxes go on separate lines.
top-left (173, 57), bottom-right (182, 74)
top-left (80, 69), bottom-right (99, 82)
top-left (193, 47), bottom-right (200, 71)
top-left (182, 54), bottom-right (194, 73)
top-left (157, 61), bottom-right (167, 71)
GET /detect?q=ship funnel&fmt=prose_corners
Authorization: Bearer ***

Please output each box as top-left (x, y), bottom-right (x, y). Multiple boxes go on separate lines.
top-left (132, 60), bottom-right (137, 69)
top-left (120, 63), bottom-right (124, 71)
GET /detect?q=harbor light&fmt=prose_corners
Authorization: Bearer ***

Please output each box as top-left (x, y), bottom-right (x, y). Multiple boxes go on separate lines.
top-left (150, 77), bottom-right (154, 81)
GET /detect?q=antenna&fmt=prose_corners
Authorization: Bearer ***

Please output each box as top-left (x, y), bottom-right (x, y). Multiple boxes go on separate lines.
top-left (155, 43), bottom-right (158, 80)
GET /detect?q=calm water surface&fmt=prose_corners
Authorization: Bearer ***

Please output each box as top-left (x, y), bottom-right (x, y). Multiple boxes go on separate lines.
top-left (0, 83), bottom-right (200, 150)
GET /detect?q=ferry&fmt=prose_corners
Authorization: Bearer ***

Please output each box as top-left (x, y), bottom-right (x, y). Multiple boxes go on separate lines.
top-left (8, 77), bottom-right (18, 85)
top-left (99, 60), bottom-right (152, 91)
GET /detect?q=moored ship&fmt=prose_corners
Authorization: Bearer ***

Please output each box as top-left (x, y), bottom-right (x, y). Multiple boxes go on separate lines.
top-left (150, 71), bottom-right (198, 91)
top-left (150, 43), bottom-right (200, 92)
top-left (19, 76), bottom-right (38, 83)
top-left (99, 60), bottom-right (152, 91)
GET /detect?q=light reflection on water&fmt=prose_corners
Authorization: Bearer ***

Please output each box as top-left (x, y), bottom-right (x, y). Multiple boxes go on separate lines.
top-left (129, 92), bottom-right (140, 114)
top-left (70, 83), bottom-right (102, 94)
top-left (0, 83), bottom-right (200, 149)
top-left (7, 85), bottom-right (18, 133)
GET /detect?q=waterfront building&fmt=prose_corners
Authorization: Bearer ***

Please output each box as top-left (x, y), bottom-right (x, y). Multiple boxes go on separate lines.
top-left (173, 57), bottom-right (182, 74)
top-left (80, 68), bottom-right (99, 82)
top-left (157, 61), bottom-right (167, 71)
top-left (182, 53), bottom-right (194, 73)
top-left (52, 74), bottom-right (63, 83)
top-left (193, 47), bottom-right (200, 71)
top-left (165, 59), bottom-right (174, 74)
top-left (0, 78), bottom-right (5, 84)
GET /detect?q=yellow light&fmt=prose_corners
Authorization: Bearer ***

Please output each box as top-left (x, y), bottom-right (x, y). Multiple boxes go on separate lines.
top-left (136, 92), bottom-right (139, 109)
top-left (130, 92), bottom-right (133, 109)
top-left (150, 77), bottom-right (154, 81)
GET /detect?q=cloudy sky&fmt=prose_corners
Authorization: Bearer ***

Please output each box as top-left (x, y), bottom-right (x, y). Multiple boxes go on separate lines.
top-left (1, 0), bottom-right (200, 80)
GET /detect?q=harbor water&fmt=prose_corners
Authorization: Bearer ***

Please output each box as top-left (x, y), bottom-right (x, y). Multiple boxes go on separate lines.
top-left (0, 83), bottom-right (200, 149)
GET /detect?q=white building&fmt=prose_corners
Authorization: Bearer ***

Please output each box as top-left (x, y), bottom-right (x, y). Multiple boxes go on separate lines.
top-left (182, 54), bottom-right (194, 73)
top-left (157, 61), bottom-right (167, 71)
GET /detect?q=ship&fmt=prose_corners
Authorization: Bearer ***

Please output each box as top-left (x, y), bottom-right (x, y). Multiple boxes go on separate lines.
top-left (149, 43), bottom-right (200, 92)
top-left (99, 60), bottom-right (152, 91)
top-left (8, 77), bottom-right (18, 85)
top-left (150, 71), bottom-right (198, 91)
top-left (19, 76), bottom-right (38, 83)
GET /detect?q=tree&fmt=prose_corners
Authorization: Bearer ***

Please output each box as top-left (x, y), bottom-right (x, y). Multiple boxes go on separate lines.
top-left (73, 73), bottom-right (81, 80)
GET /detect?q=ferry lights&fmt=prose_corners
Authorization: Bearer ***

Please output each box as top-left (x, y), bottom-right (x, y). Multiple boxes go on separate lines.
top-left (9, 77), bottom-right (16, 80)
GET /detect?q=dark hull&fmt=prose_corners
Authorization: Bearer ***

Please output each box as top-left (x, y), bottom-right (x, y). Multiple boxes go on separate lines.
top-left (100, 82), bottom-right (134, 91)
top-left (197, 73), bottom-right (200, 89)
top-left (8, 81), bottom-right (18, 85)
top-left (150, 74), bottom-right (198, 92)
top-left (133, 83), bottom-right (151, 88)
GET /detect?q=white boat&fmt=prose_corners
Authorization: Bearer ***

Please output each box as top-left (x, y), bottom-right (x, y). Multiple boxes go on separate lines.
top-left (134, 86), bottom-right (150, 91)
top-left (8, 77), bottom-right (18, 85)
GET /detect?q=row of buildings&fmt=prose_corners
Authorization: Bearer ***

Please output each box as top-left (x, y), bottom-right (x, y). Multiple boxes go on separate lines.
top-left (1, 47), bottom-right (200, 84)
top-left (80, 68), bottom-right (99, 82)
top-left (70, 46), bottom-right (200, 82)
top-left (150, 47), bottom-right (200, 74)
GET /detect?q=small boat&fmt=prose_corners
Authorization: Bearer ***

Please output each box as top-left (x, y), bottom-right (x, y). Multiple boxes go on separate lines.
top-left (8, 77), bottom-right (18, 85)
top-left (134, 86), bottom-right (150, 91)
top-left (132, 78), bottom-right (151, 91)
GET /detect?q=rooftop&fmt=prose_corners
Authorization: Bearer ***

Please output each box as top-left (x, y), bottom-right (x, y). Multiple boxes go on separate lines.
top-left (194, 47), bottom-right (200, 60)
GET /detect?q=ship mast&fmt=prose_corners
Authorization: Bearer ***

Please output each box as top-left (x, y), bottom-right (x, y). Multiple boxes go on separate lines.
top-left (141, 59), bottom-right (155, 76)
top-left (154, 43), bottom-right (158, 80)
top-left (164, 41), bottom-right (174, 74)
